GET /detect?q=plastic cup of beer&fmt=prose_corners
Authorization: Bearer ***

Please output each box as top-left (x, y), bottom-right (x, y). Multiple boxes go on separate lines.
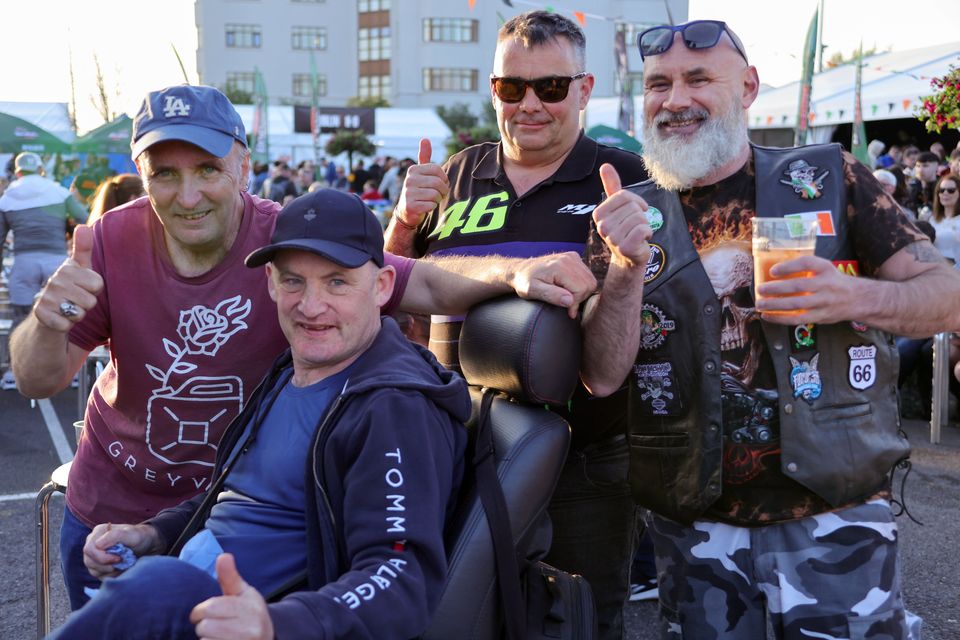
top-left (752, 217), bottom-right (819, 315)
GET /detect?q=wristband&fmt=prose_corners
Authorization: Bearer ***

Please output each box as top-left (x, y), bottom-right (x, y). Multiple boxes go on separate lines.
top-left (393, 215), bottom-right (419, 231)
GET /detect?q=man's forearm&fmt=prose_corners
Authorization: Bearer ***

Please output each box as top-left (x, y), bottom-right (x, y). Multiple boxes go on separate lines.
top-left (581, 262), bottom-right (646, 397)
top-left (860, 263), bottom-right (960, 337)
top-left (10, 316), bottom-right (84, 397)
top-left (384, 217), bottom-right (421, 258)
top-left (399, 254), bottom-right (518, 315)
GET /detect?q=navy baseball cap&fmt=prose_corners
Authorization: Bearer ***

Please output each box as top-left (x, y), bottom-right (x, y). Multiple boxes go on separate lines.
top-left (131, 85), bottom-right (247, 159)
top-left (246, 189), bottom-right (385, 269)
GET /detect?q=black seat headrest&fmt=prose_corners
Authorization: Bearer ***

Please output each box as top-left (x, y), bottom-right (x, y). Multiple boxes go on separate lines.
top-left (459, 296), bottom-right (581, 406)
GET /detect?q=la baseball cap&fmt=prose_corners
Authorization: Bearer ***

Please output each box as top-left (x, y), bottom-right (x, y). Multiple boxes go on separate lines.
top-left (246, 188), bottom-right (385, 269)
top-left (130, 85), bottom-right (247, 160)
top-left (14, 152), bottom-right (43, 174)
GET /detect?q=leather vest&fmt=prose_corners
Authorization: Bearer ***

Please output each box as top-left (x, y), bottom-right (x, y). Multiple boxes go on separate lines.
top-left (624, 143), bottom-right (909, 525)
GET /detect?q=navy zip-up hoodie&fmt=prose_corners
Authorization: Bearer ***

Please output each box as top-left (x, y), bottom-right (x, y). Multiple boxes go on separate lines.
top-left (148, 317), bottom-right (470, 639)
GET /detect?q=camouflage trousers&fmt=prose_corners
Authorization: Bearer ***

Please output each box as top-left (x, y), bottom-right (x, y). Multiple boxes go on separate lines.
top-left (645, 500), bottom-right (922, 640)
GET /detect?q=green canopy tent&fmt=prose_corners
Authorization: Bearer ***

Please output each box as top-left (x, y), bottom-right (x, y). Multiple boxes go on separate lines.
top-left (585, 124), bottom-right (642, 154)
top-left (0, 112), bottom-right (71, 154)
top-left (72, 115), bottom-right (133, 154)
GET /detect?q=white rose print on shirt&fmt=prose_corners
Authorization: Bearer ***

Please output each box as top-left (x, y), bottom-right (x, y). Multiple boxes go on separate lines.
top-left (144, 296), bottom-right (251, 467)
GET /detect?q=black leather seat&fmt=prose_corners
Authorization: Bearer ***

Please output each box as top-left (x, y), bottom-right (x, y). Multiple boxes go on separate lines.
top-left (424, 296), bottom-right (581, 640)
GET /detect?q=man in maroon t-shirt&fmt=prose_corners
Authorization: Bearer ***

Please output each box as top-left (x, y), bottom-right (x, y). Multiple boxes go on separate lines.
top-left (10, 84), bottom-right (596, 612)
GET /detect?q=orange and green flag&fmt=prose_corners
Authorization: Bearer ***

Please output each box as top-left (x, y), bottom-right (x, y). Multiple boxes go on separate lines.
top-left (794, 8), bottom-right (818, 147)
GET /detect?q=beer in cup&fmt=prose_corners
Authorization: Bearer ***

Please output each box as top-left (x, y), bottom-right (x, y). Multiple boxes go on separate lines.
top-left (752, 217), bottom-right (819, 315)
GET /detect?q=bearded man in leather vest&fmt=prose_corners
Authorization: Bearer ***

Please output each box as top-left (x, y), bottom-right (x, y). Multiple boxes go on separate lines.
top-left (579, 19), bottom-right (960, 640)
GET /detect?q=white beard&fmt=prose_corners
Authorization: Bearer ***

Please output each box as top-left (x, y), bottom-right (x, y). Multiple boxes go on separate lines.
top-left (641, 101), bottom-right (749, 191)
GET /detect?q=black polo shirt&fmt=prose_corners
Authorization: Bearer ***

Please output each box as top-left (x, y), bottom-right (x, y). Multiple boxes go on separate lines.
top-left (413, 132), bottom-right (647, 447)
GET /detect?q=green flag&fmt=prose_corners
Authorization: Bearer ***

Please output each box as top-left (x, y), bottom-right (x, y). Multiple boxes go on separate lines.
top-left (310, 51), bottom-right (322, 165)
top-left (250, 67), bottom-right (269, 164)
top-left (793, 8), bottom-right (818, 147)
top-left (851, 43), bottom-right (870, 165)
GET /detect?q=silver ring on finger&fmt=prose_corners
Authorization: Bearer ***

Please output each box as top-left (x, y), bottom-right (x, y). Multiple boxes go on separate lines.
top-left (59, 300), bottom-right (80, 318)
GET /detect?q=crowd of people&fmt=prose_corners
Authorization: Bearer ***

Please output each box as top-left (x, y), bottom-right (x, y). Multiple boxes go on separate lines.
top-left (3, 11), bottom-right (960, 640)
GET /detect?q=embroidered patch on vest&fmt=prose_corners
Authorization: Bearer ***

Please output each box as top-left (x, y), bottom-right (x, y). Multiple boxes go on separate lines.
top-left (634, 361), bottom-right (677, 415)
top-left (639, 304), bottom-right (676, 350)
top-left (779, 159), bottom-right (830, 200)
top-left (792, 323), bottom-right (817, 352)
top-left (847, 344), bottom-right (878, 390)
top-left (646, 206), bottom-right (664, 232)
top-left (784, 211), bottom-right (836, 236)
top-left (789, 353), bottom-right (822, 403)
top-left (644, 244), bottom-right (666, 283)
top-left (833, 260), bottom-right (860, 276)
top-left (850, 321), bottom-right (869, 332)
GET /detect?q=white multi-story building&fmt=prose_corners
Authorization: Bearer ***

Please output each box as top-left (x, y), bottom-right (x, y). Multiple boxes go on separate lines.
top-left (194, 0), bottom-right (688, 112)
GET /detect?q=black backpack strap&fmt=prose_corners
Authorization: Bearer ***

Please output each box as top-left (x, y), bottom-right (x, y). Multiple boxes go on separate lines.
top-left (474, 389), bottom-right (525, 640)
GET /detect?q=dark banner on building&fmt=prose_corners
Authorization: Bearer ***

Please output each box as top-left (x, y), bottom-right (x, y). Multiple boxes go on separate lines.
top-left (294, 107), bottom-right (375, 134)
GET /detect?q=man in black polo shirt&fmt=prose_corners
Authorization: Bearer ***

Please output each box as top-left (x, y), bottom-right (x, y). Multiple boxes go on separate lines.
top-left (384, 10), bottom-right (648, 639)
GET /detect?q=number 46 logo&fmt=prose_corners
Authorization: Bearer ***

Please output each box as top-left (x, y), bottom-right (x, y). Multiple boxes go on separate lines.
top-left (847, 344), bottom-right (877, 390)
top-left (429, 191), bottom-right (510, 240)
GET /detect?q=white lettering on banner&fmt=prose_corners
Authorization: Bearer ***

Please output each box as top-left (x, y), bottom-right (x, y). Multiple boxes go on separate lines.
top-left (335, 560), bottom-right (409, 609)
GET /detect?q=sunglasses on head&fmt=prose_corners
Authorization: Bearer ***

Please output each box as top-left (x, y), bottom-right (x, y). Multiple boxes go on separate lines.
top-left (940, 187), bottom-right (958, 194)
top-left (637, 20), bottom-right (748, 63)
top-left (490, 72), bottom-right (587, 103)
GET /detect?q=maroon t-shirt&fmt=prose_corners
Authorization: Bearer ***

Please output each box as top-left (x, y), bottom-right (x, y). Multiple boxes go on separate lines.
top-left (67, 193), bottom-right (411, 527)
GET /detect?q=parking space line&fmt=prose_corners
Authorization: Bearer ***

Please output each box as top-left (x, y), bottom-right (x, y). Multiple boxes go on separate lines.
top-left (0, 492), bottom-right (38, 502)
top-left (38, 398), bottom-right (73, 464)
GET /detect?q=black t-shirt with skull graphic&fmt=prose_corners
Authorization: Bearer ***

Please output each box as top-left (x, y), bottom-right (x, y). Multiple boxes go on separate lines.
top-left (589, 150), bottom-right (924, 524)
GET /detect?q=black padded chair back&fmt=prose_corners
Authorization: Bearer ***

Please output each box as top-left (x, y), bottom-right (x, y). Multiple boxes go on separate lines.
top-left (424, 296), bottom-right (580, 640)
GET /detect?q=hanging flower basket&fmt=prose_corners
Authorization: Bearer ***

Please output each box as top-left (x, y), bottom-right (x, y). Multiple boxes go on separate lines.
top-left (917, 64), bottom-right (960, 133)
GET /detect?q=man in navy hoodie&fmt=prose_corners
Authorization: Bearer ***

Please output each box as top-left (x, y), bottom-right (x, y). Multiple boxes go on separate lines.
top-left (49, 189), bottom-right (470, 640)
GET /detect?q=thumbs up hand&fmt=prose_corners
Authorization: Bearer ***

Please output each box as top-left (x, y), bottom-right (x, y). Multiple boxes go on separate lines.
top-left (33, 224), bottom-right (105, 332)
top-left (393, 137), bottom-right (450, 232)
top-left (593, 164), bottom-right (652, 269)
top-left (190, 554), bottom-right (273, 640)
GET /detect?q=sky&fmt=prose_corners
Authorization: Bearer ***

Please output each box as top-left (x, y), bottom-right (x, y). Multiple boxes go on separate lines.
top-left (3, 0), bottom-right (959, 134)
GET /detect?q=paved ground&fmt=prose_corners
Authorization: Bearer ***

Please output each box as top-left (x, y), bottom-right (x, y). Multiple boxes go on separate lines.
top-left (1, 381), bottom-right (957, 639)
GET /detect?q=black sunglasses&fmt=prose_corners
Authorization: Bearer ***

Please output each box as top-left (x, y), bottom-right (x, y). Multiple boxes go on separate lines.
top-left (637, 20), bottom-right (748, 63)
top-left (490, 72), bottom-right (587, 103)
top-left (940, 187), bottom-right (958, 194)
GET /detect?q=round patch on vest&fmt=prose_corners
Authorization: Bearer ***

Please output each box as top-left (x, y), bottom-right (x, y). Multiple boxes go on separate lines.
top-left (639, 304), bottom-right (676, 350)
top-left (646, 206), bottom-right (664, 232)
top-left (644, 244), bottom-right (666, 283)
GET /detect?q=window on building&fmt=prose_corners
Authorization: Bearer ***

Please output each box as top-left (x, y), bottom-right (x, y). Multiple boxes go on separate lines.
top-left (615, 22), bottom-right (658, 48)
top-left (291, 26), bottom-right (327, 50)
top-left (293, 73), bottom-right (328, 98)
top-left (359, 75), bottom-right (391, 99)
top-left (613, 71), bottom-right (644, 96)
top-left (422, 68), bottom-right (478, 92)
top-left (226, 72), bottom-right (256, 95)
top-left (422, 18), bottom-right (478, 43)
top-left (225, 24), bottom-right (262, 48)
top-left (358, 27), bottom-right (391, 61)
top-left (358, 0), bottom-right (390, 11)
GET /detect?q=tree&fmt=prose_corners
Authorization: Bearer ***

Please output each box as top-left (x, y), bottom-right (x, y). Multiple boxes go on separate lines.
top-left (347, 96), bottom-right (391, 108)
top-left (825, 46), bottom-right (882, 69)
top-left (442, 100), bottom-right (500, 157)
top-left (221, 84), bottom-right (253, 105)
top-left (435, 103), bottom-right (478, 132)
top-left (325, 129), bottom-right (377, 169)
top-left (90, 54), bottom-right (114, 124)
